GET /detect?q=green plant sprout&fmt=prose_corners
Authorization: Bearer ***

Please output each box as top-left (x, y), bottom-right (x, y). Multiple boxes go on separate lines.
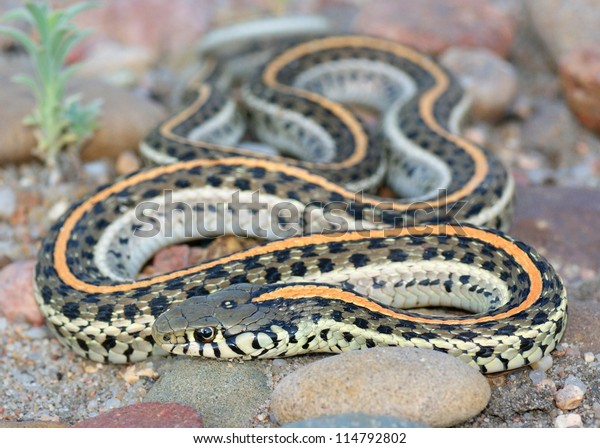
top-left (0, 1), bottom-right (101, 174)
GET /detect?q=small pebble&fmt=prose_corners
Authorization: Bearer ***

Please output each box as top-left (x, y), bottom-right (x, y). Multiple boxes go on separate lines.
top-left (24, 327), bottom-right (49, 340)
top-left (592, 402), bottom-right (600, 419)
top-left (528, 369), bottom-right (546, 385)
top-left (102, 398), bottom-right (122, 411)
top-left (555, 378), bottom-right (586, 411)
top-left (530, 354), bottom-right (553, 372)
top-left (566, 347), bottom-right (581, 357)
top-left (0, 186), bottom-right (17, 219)
top-left (83, 160), bottom-right (113, 183)
top-left (115, 150), bottom-right (142, 175)
top-left (47, 201), bottom-right (69, 222)
top-left (583, 352), bottom-right (595, 362)
top-left (555, 413), bottom-right (583, 428)
top-left (536, 378), bottom-right (557, 393)
top-left (272, 359), bottom-right (287, 368)
top-left (565, 375), bottom-right (587, 392)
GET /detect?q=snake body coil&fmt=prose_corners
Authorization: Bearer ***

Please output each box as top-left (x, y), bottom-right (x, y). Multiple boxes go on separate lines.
top-left (34, 30), bottom-right (566, 373)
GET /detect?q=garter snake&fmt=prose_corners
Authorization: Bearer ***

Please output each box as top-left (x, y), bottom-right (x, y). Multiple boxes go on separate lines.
top-left (34, 23), bottom-right (567, 373)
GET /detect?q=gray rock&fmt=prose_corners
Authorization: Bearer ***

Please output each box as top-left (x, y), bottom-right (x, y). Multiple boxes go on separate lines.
top-left (283, 413), bottom-right (426, 428)
top-left (270, 347), bottom-right (491, 428)
top-left (145, 357), bottom-right (270, 428)
top-left (440, 46), bottom-right (519, 122)
top-left (521, 98), bottom-right (578, 161)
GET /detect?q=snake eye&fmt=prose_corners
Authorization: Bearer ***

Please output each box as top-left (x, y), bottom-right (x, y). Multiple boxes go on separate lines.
top-left (194, 327), bottom-right (216, 343)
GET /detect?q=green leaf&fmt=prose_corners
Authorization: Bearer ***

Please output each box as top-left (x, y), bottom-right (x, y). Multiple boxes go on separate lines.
top-left (62, 1), bottom-right (98, 20)
top-left (12, 73), bottom-right (42, 98)
top-left (0, 7), bottom-right (30, 24)
top-left (23, 113), bottom-right (39, 126)
top-left (25, 2), bottom-right (50, 44)
top-left (2, 1), bottom-right (101, 168)
top-left (0, 25), bottom-right (38, 54)
top-left (55, 29), bottom-right (89, 65)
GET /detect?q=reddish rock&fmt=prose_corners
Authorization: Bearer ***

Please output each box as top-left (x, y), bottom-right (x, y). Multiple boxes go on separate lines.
top-left (74, 402), bottom-right (204, 428)
top-left (0, 420), bottom-right (68, 428)
top-left (74, 0), bottom-right (214, 61)
top-left (189, 235), bottom-right (261, 265)
top-left (140, 236), bottom-right (262, 278)
top-left (562, 302), bottom-right (600, 354)
top-left (511, 186), bottom-right (600, 284)
top-left (353, 0), bottom-right (515, 56)
top-left (0, 260), bottom-right (43, 325)
top-left (559, 47), bottom-right (600, 134)
top-left (142, 244), bottom-right (192, 277)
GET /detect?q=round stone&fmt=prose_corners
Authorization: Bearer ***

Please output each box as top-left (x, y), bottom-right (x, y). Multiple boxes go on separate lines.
top-left (270, 347), bottom-right (491, 427)
top-left (440, 46), bottom-right (518, 122)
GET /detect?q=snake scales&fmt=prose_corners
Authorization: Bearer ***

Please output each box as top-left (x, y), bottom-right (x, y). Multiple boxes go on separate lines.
top-left (34, 18), bottom-right (567, 373)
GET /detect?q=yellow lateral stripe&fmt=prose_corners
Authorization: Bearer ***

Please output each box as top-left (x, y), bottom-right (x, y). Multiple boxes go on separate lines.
top-left (160, 36), bottom-right (488, 211)
top-left (55, 217), bottom-right (541, 325)
top-left (263, 35), bottom-right (488, 207)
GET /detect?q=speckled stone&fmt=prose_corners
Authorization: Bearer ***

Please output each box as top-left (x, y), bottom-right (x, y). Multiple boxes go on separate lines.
top-left (74, 402), bottom-right (203, 428)
top-left (283, 413), bottom-right (426, 428)
top-left (145, 357), bottom-right (270, 428)
top-left (270, 347), bottom-right (491, 428)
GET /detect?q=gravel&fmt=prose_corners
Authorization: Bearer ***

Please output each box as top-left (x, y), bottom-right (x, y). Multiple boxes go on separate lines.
top-left (0, 320), bottom-right (155, 424)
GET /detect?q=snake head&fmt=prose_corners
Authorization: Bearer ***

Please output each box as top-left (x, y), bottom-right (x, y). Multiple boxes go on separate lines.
top-left (151, 283), bottom-right (279, 359)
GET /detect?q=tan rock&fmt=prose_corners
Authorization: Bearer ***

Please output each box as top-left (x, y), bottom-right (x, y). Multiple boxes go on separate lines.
top-left (115, 149), bottom-right (142, 175)
top-left (0, 57), bottom-right (166, 165)
top-left (555, 385), bottom-right (585, 410)
top-left (270, 347), bottom-right (491, 427)
top-left (528, 0), bottom-right (600, 61)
